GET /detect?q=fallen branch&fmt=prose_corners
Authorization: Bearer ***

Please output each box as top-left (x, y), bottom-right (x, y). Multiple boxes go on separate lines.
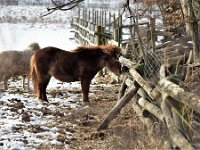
top-left (97, 84), bottom-right (138, 131)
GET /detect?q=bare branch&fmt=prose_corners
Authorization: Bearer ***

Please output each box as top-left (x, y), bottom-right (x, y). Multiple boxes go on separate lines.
top-left (41, 0), bottom-right (84, 17)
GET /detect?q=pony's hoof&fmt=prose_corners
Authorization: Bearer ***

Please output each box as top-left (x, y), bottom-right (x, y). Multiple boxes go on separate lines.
top-left (37, 98), bottom-right (49, 103)
top-left (82, 101), bottom-right (91, 106)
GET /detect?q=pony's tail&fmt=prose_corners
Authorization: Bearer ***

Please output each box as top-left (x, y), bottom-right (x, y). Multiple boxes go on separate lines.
top-left (30, 54), bottom-right (38, 96)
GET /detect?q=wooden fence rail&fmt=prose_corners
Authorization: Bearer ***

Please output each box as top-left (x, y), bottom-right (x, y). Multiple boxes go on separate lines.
top-left (71, 8), bottom-right (199, 149)
top-left (72, 8), bottom-right (153, 46)
top-left (97, 56), bottom-right (198, 149)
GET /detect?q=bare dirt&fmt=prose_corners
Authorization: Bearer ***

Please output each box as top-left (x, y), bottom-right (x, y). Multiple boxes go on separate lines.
top-left (62, 77), bottom-right (170, 150)
top-left (0, 76), bottom-right (169, 150)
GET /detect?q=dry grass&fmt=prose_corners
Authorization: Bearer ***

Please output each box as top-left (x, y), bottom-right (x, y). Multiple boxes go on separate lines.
top-left (67, 81), bottom-right (170, 149)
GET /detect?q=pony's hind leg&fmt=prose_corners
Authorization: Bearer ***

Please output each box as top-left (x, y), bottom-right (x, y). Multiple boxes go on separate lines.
top-left (3, 75), bottom-right (9, 90)
top-left (38, 75), bottom-right (51, 102)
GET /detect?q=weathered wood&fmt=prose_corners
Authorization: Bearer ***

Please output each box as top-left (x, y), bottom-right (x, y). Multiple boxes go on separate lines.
top-left (155, 41), bottom-right (173, 50)
top-left (175, 55), bottom-right (183, 75)
top-left (159, 78), bottom-right (200, 114)
top-left (125, 78), bottom-right (133, 87)
top-left (161, 94), bottom-right (194, 150)
top-left (154, 30), bottom-right (174, 37)
top-left (138, 97), bottom-right (164, 122)
top-left (95, 25), bottom-right (102, 45)
top-left (171, 107), bottom-right (192, 142)
top-left (129, 68), bottom-right (159, 100)
top-left (121, 22), bottom-right (149, 28)
top-left (119, 56), bottom-right (137, 68)
top-left (113, 28), bottom-right (119, 42)
top-left (132, 99), bottom-right (145, 122)
top-left (167, 55), bottom-right (185, 65)
top-left (118, 74), bottom-right (128, 100)
top-left (161, 92), bottom-right (192, 141)
top-left (97, 84), bottom-right (138, 131)
top-left (150, 17), bottom-right (156, 50)
top-left (160, 64), bottom-right (166, 80)
top-left (137, 88), bottom-right (149, 100)
top-left (185, 50), bottom-right (193, 81)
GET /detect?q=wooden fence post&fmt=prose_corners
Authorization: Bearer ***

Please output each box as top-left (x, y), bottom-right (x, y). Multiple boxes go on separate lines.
top-left (150, 17), bottom-right (156, 51)
top-left (78, 7), bottom-right (80, 19)
top-left (88, 9), bottom-right (91, 22)
top-left (92, 9), bottom-right (95, 23)
top-left (95, 25), bottom-right (102, 45)
top-left (108, 11), bottom-right (111, 33)
top-left (95, 25), bottom-right (105, 76)
top-left (104, 11), bottom-right (107, 27)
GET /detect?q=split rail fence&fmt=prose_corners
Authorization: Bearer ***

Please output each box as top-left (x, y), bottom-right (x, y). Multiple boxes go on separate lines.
top-left (71, 8), bottom-right (200, 149)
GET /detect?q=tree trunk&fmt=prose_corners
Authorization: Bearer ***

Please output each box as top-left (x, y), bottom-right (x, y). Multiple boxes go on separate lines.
top-left (180, 0), bottom-right (200, 62)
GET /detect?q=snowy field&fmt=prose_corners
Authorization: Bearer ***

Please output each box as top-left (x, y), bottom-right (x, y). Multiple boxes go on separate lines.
top-left (0, 5), bottom-right (92, 149)
top-left (0, 23), bottom-right (77, 51)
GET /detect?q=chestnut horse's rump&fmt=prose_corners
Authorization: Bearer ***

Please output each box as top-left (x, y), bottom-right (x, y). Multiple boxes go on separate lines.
top-left (30, 45), bottom-right (121, 103)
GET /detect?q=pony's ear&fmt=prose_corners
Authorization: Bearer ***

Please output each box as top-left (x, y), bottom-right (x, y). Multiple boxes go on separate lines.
top-left (101, 45), bottom-right (121, 58)
top-left (112, 46), bottom-right (121, 58)
top-left (109, 45), bottom-right (121, 59)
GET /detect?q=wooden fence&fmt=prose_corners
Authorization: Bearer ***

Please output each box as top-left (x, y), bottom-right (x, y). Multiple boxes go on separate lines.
top-left (71, 8), bottom-right (200, 149)
top-left (71, 8), bottom-right (152, 47)
top-left (97, 54), bottom-right (200, 149)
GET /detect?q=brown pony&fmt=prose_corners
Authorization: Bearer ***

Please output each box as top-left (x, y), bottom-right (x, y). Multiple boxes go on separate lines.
top-left (30, 45), bottom-right (121, 103)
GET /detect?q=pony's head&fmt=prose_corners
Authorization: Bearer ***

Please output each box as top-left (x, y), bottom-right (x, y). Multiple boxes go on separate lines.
top-left (101, 45), bottom-right (122, 75)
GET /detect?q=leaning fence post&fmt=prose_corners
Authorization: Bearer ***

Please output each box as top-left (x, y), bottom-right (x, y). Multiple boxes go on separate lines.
top-left (97, 84), bottom-right (139, 131)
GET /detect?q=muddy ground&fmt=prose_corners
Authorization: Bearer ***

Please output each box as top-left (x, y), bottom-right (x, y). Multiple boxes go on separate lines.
top-left (67, 79), bottom-right (170, 150)
top-left (0, 76), bottom-right (170, 150)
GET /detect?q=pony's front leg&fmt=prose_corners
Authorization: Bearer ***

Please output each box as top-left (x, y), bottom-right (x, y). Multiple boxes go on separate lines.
top-left (81, 79), bottom-right (91, 104)
top-left (38, 83), bottom-right (48, 102)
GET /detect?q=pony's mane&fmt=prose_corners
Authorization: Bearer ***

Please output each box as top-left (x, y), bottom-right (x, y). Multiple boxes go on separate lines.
top-left (73, 44), bottom-right (121, 57)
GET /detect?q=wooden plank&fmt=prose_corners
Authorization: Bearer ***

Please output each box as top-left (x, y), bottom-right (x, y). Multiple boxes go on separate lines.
top-left (154, 30), bottom-right (174, 36)
top-left (129, 68), bottom-right (159, 100)
top-left (138, 97), bottom-right (164, 122)
top-left (161, 95), bottom-right (194, 150)
top-left (121, 22), bottom-right (149, 28)
top-left (119, 56), bottom-right (136, 68)
top-left (159, 78), bottom-right (200, 114)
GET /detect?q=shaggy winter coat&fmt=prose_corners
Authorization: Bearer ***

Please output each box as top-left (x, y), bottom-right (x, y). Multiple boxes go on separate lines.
top-left (0, 42), bottom-right (40, 90)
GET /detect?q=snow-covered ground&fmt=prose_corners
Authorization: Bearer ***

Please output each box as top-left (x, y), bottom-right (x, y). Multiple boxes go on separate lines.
top-left (0, 5), bottom-right (85, 149)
